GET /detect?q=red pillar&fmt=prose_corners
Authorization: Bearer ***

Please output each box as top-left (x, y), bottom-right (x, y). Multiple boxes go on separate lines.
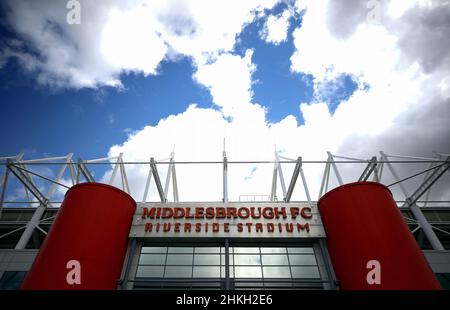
top-left (22, 183), bottom-right (136, 290)
top-left (318, 181), bottom-right (441, 290)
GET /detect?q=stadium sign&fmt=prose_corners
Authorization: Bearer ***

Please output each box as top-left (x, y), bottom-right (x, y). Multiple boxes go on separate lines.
top-left (129, 203), bottom-right (325, 238)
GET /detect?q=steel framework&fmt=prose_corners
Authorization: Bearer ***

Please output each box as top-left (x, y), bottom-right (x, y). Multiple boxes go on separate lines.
top-left (0, 151), bottom-right (449, 250)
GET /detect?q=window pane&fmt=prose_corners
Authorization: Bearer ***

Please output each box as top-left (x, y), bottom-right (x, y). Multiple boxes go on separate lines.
top-left (193, 266), bottom-right (220, 278)
top-left (260, 247), bottom-right (286, 254)
top-left (222, 254), bottom-right (233, 265)
top-left (166, 254), bottom-right (193, 265)
top-left (195, 247), bottom-right (220, 254)
top-left (234, 255), bottom-right (261, 265)
top-left (261, 254), bottom-right (289, 265)
top-left (168, 247), bottom-right (193, 253)
top-left (263, 266), bottom-right (291, 278)
top-left (291, 266), bottom-right (320, 278)
top-left (141, 247), bottom-right (167, 253)
top-left (165, 266), bottom-right (192, 278)
top-left (194, 254), bottom-right (220, 265)
top-left (221, 266), bottom-right (234, 278)
top-left (235, 266), bottom-right (262, 278)
top-left (287, 247), bottom-right (314, 254)
top-left (288, 254), bottom-right (317, 265)
top-left (139, 254), bottom-right (166, 265)
top-left (234, 247), bottom-right (259, 254)
top-left (136, 266), bottom-right (164, 278)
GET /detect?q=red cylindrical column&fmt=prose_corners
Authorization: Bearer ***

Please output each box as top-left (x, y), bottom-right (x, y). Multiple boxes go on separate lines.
top-left (22, 183), bottom-right (136, 290)
top-left (318, 181), bottom-right (441, 290)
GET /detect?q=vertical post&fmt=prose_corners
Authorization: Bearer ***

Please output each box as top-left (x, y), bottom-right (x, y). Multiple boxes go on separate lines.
top-left (225, 239), bottom-right (230, 290)
top-left (120, 238), bottom-right (137, 290)
top-left (270, 161), bottom-right (278, 201)
top-left (223, 156), bottom-right (228, 203)
top-left (172, 163), bottom-right (179, 202)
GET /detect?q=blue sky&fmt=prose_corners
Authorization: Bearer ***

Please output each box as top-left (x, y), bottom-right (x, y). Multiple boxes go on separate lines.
top-left (0, 0), bottom-right (449, 202)
top-left (0, 1), bottom-right (360, 161)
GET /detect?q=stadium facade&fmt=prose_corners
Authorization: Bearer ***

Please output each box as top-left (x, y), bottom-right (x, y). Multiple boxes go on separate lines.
top-left (0, 151), bottom-right (449, 290)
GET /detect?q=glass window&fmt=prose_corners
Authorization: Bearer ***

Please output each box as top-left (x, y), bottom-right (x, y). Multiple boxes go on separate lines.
top-left (139, 254), bottom-right (166, 265)
top-left (263, 266), bottom-right (291, 278)
top-left (193, 266), bottom-right (220, 278)
top-left (291, 266), bottom-right (320, 279)
top-left (234, 255), bottom-right (261, 265)
top-left (195, 247), bottom-right (220, 254)
top-left (166, 254), bottom-right (193, 265)
top-left (141, 247), bottom-right (167, 253)
top-left (165, 266), bottom-right (192, 278)
top-left (288, 254), bottom-right (317, 265)
top-left (260, 247), bottom-right (286, 254)
top-left (168, 247), bottom-right (193, 253)
top-left (234, 247), bottom-right (260, 254)
top-left (221, 266), bottom-right (234, 278)
top-left (194, 254), bottom-right (220, 265)
top-left (136, 266), bottom-right (164, 278)
top-left (234, 266), bottom-right (262, 278)
top-left (261, 254), bottom-right (289, 265)
top-left (0, 271), bottom-right (27, 290)
top-left (287, 247), bottom-right (314, 254)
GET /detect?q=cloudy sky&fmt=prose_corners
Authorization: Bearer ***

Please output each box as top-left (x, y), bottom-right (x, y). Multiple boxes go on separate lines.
top-left (0, 0), bottom-right (449, 203)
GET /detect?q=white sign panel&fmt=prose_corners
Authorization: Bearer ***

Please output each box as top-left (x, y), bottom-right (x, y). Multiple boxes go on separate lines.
top-left (129, 203), bottom-right (325, 238)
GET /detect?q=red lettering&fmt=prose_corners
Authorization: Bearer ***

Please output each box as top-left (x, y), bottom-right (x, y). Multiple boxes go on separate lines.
top-left (274, 207), bottom-right (287, 219)
top-left (237, 223), bottom-right (243, 232)
top-left (145, 222), bottom-right (152, 232)
top-left (227, 207), bottom-right (237, 219)
top-left (297, 223), bottom-right (310, 232)
top-left (246, 222), bottom-right (252, 232)
top-left (163, 222), bottom-right (171, 232)
top-left (290, 207), bottom-right (299, 219)
top-left (262, 207), bottom-right (274, 219)
top-left (213, 223), bottom-right (220, 232)
top-left (255, 223), bottom-right (263, 232)
top-left (216, 207), bottom-right (226, 218)
top-left (161, 208), bottom-right (173, 218)
top-left (301, 207), bottom-right (312, 219)
top-left (141, 207), bottom-right (156, 219)
top-left (195, 223), bottom-right (202, 232)
top-left (224, 223), bottom-right (230, 232)
top-left (184, 223), bottom-right (192, 232)
top-left (267, 223), bottom-right (274, 232)
top-left (185, 207), bottom-right (194, 218)
top-left (250, 207), bottom-right (261, 218)
top-left (174, 222), bottom-right (180, 232)
top-left (238, 207), bottom-right (250, 219)
top-left (205, 207), bottom-right (215, 219)
top-left (173, 208), bottom-right (185, 218)
top-left (195, 207), bottom-right (204, 219)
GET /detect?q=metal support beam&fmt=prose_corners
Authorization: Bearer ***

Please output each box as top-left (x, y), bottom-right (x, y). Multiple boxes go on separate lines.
top-left (270, 161), bottom-right (278, 201)
top-left (358, 156), bottom-right (378, 182)
top-left (285, 157), bottom-right (301, 203)
top-left (327, 152), bottom-right (343, 185)
top-left (398, 155), bottom-right (449, 251)
top-left (172, 162), bottom-right (179, 202)
top-left (150, 158), bottom-right (166, 203)
top-left (109, 153), bottom-right (123, 185)
top-left (318, 162), bottom-right (330, 200)
top-left (77, 159), bottom-right (95, 182)
top-left (142, 160), bottom-right (153, 203)
top-left (273, 152), bottom-right (287, 200)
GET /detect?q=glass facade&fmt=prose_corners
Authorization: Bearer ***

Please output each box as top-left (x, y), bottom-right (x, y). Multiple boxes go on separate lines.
top-left (134, 243), bottom-right (323, 289)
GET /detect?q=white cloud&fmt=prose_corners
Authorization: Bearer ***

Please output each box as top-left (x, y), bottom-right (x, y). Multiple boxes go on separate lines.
top-left (1, 0), bottom-right (279, 88)
top-left (260, 10), bottom-right (291, 45)
top-left (193, 50), bottom-right (256, 117)
top-left (101, 0), bottom-right (450, 203)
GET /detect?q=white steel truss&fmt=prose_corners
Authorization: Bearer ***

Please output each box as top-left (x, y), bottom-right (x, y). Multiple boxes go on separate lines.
top-left (0, 151), bottom-right (449, 250)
